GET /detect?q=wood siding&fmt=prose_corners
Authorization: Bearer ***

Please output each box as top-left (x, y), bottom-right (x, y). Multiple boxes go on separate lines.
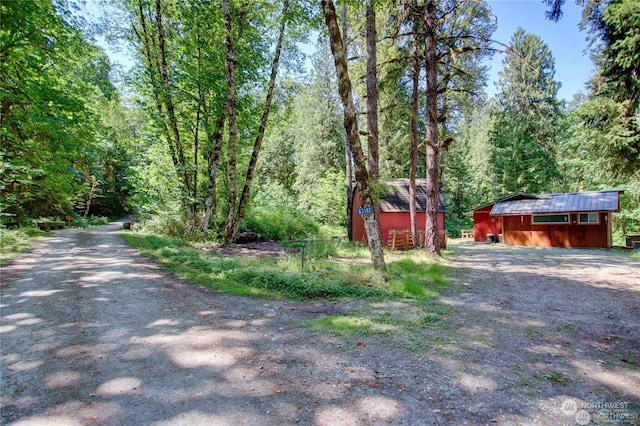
top-left (473, 207), bottom-right (502, 243)
top-left (352, 196), bottom-right (444, 245)
top-left (502, 212), bottom-right (611, 248)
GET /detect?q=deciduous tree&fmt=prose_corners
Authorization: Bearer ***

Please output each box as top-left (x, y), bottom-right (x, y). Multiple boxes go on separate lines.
top-left (0, 0), bottom-right (127, 219)
top-left (321, 0), bottom-right (386, 272)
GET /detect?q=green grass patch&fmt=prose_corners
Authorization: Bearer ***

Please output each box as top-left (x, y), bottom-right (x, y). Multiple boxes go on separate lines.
top-left (0, 228), bottom-right (45, 265)
top-left (123, 231), bottom-right (460, 345)
top-left (123, 232), bottom-right (390, 300)
top-left (518, 374), bottom-right (535, 388)
top-left (420, 299), bottom-right (451, 324)
top-left (123, 232), bottom-right (458, 303)
top-left (387, 259), bottom-right (450, 298)
top-left (538, 370), bottom-right (569, 385)
top-left (307, 315), bottom-right (398, 336)
top-left (285, 239), bottom-right (339, 261)
top-left (117, 234), bottom-right (472, 357)
top-left (307, 297), bottom-right (453, 342)
top-left (125, 231), bottom-right (460, 302)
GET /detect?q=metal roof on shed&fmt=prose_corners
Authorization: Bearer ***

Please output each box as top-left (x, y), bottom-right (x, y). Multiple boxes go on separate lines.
top-left (466, 193), bottom-right (540, 215)
top-left (490, 190), bottom-right (622, 215)
top-left (379, 179), bottom-right (446, 212)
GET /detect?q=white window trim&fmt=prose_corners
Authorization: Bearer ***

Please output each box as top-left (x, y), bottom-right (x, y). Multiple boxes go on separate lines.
top-left (578, 212), bottom-right (600, 225)
top-left (532, 214), bottom-right (569, 225)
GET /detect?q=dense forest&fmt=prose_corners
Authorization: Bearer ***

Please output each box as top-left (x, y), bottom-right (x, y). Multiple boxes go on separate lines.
top-left (1, 0), bottom-right (639, 265)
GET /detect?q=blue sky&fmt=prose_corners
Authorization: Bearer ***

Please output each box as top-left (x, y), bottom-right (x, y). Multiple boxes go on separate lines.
top-left (485, 0), bottom-right (595, 101)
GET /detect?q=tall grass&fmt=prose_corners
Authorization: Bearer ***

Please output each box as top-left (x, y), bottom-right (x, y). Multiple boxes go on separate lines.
top-left (122, 232), bottom-right (452, 301)
top-left (123, 233), bottom-right (389, 300)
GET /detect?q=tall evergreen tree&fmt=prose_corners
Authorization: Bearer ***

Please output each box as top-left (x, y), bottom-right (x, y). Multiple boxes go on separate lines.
top-left (545, 0), bottom-right (639, 181)
top-left (290, 43), bottom-right (345, 219)
top-left (399, 0), bottom-right (495, 255)
top-left (490, 28), bottom-right (562, 195)
top-left (581, 0), bottom-right (639, 179)
top-left (453, 100), bottom-right (496, 203)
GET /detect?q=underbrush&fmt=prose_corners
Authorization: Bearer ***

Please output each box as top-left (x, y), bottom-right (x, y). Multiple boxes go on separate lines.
top-left (29, 215), bottom-right (110, 228)
top-left (0, 228), bottom-right (45, 265)
top-left (241, 210), bottom-right (318, 242)
top-left (69, 216), bottom-right (111, 228)
top-left (122, 232), bottom-right (453, 302)
top-left (137, 215), bottom-right (205, 241)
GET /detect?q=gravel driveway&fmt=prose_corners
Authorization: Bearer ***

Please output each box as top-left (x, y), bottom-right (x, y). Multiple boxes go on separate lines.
top-left (1, 220), bottom-right (639, 425)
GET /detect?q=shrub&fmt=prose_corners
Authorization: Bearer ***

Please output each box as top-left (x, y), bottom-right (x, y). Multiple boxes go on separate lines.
top-left (444, 214), bottom-right (473, 238)
top-left (142, 215), bottom-right (203, 241)
top-left (306, 170), bottom-right (347, 227)
top-left (69, 215), bottom-right (110, 228)
top-left (0, 228), bottom-right (45, 264)
top-left (241, 207), bottom-right (318, 242)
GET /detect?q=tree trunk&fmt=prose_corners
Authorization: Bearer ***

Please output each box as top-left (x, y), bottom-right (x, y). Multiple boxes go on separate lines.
top-left (134, 0), bottom-right (181, 206)
top-left (227, 0), bottom-right (290, 242)
top-left (365, 0), bottom-right (384, 247)
top-left (423, 0), bottom-right (441, 256)
top-left (222, 0), bottom-right (238, 243)
top-left (154, 0), bottom-right (196, 221)
top-left (83, 175), bottom-right (97, 217)
top-left (410, 15), bottom-right (420, 247)
top-left (201, 105), bottom-right (226, 233)
top-left (322, 0), bottom-right (386, 272)
top-left (341, 4), bottom-right (354, 242)
top-left (365, 0), bottom-right (379, 182)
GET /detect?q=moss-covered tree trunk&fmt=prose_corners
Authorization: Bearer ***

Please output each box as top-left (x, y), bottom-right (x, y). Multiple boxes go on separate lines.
top-left (322, 0), bottom-right (386, 272)
top-left (423, 0), bottom-right (441, 256)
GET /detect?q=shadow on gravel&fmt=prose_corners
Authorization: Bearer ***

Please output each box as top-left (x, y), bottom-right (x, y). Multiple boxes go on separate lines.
top-left (1, 222), bottom-right (426, 425)
top-left (1, 226), bottom-right (639, 425)
top-left (434, 242), bottom-right (640, 424)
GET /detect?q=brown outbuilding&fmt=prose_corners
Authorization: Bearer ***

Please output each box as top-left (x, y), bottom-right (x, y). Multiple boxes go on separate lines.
top-left (470, 190), bottom-right (624, 248)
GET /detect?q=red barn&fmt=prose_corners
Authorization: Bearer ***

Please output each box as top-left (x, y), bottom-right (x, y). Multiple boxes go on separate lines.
top-left (352, 179), bottom-right (446, 248)
top-left (471, 190), bottom-right (623, 248)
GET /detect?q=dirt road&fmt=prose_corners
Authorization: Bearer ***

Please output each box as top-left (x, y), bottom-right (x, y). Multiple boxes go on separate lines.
top-left (1, 220), bottom-right (639, 425)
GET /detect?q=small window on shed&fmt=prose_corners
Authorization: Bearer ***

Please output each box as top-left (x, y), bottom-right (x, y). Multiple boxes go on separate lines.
top-left (578, 212), bottom-right (599, 224)
top-left (532, 214), bottom-right (569, 224)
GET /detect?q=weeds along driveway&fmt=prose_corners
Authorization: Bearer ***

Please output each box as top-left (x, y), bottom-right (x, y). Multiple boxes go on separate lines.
top-left (1, 222), bottom-right (639, 425)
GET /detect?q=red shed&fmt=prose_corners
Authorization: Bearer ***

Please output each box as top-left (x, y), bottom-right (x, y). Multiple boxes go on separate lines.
top-left (470, 193), bottom-right (538, 243)
top-left (471, 190), bottom-right (623, 248)
top-left (352, 179), bottom-right (446, 248)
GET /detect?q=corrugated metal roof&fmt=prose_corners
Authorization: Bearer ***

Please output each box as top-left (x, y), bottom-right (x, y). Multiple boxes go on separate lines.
top-left (466, 193), bottom-right (541, 215)
top-left (379, 179), bottom-right (446, 212)
top-left (490, 190), bottom-right (622, 215)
